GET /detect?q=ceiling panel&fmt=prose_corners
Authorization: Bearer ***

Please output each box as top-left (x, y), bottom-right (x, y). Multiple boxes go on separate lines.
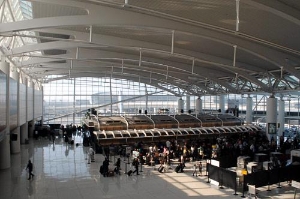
top-left (2, 0), bottom-right (300, 96)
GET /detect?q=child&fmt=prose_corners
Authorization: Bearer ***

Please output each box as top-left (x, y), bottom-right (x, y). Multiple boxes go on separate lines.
top-left (192, 164), bottom-right (198, 177)
top-left (199, 161), bottom-right (202, 176)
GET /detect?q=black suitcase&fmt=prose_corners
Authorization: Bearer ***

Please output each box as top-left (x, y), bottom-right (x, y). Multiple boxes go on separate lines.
top-left (158, 166), bottom-right (164, 173)
top-left (99, 165), bottom-right (104, 174)
top-left (127, 170), bottom-right (133, 176)
top-left (175, 165), bottom-right (181, 173)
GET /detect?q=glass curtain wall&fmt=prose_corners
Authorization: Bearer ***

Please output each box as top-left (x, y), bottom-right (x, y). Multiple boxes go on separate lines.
top-left (43, 77), bottom-right (184, 126)
top-left (43, 76), bottom-right (300, 127)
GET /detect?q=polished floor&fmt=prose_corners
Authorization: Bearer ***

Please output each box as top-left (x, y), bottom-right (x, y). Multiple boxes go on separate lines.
top-left (0, 135), bottom-right (298, 199)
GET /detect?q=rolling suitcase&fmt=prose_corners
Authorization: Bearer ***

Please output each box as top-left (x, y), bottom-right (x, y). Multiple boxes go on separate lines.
top-left (99, 165), bottom-right (104, 174)
top-left (108, 170), bottom-right (114, 177)
top-left (158, 166), bottom-right (164, 173)
top-left (64, 136), bottom-right (68, 143)
top-left (175, 165), bottom-right (181, 173)
top-left (127, 170), bottom-right (133, 176)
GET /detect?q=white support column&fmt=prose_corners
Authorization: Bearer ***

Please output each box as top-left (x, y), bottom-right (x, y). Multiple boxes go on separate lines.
top-left (20, 122), bottom-right (28, 144)
top-left (178, 97), bottom-right (184, 114)
top-left (0, 134), bottom-right (10, 169)
top-left (278, 98), bottom-right (285, 137)
top-left (186, 95), bottom-right (190, 112)
top-left (145, 94), bottom-right (148, 114)
top-left (219, 95), bottom-right (225, 113)
top-left (195, 97), bottom-right (202, 114)
top-left (246, 96), bottom-right (253, 124)
top-left (89, 25), bottom-right (93, 42)
top-left (118, 91), bottom-right (123, 114)
top-left (110, 73), bottom-right (113, 116)
top-left (266, 95), bottom-right (278, 142)
top-left (10, 127), bottom-right (20, 154)
top-left (0, 61), bottom-right (10, 169)
top-left (73, 78), bottom-right (76, 124)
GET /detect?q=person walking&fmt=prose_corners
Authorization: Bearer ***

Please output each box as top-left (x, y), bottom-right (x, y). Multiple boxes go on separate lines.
top-left (192, 163), bottom-right (198, 177)
top-left (51, 130), bottom-right (55, 144)
top-left (26, 160), bottom-right (34, 180)
top-left (199, 161), bottom-right (203, 176)
top-left (132, 158), bottom-right (140, 175)
top-left (115, 158), bottom-right (121, 175)
top-left (88, 146), bottom-right (95, 164)
top-left (102, 158), bottom-right (109, 177)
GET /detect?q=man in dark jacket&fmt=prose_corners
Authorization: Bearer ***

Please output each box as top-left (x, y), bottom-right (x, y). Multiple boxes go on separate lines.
top-left (132, 158), bottom-right (140, 175)
top-left (26, 160), bottom-right (34, 180)
top-left (102, 158), bottom-right (109, 177)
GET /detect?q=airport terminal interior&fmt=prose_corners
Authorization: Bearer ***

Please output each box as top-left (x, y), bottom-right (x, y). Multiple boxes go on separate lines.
top-left (1, 0), bottom-right (300, 198)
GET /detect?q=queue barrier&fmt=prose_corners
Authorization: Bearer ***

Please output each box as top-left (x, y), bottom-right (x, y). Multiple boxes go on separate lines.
top-left (207, 163), bottom-right (300, 195)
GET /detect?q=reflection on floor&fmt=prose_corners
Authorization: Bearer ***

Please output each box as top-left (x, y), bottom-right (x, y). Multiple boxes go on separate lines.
top-left (0, 136), bottom-right (297, 199)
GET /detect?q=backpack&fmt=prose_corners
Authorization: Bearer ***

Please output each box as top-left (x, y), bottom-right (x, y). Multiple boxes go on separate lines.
top-left (132, 160), bottom-right (136, 166)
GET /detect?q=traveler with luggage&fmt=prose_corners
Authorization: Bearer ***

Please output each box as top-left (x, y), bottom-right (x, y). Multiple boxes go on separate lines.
top-left (175, 162), bottom-right (185, 173)
top-left (102, 158), bottom-right (109, 177)
top-left (114, 158), bottom-right (121, 175)
top-left (88, 146), bottom-right (95, 164)
top-left (132, 158), bottom-right (140, 175)
top-left (199, 161), bottom-right (203, 176)
top-left (26, 160), bottom-right (35, 180)
top-left (192, 164), bottom-right (198, 177)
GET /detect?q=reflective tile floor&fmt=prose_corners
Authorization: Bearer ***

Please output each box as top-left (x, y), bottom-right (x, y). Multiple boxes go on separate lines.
top-left (0, 136), bottom-right (298, 199)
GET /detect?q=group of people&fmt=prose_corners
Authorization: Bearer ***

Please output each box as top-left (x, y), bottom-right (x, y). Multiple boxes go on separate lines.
top-left (192, 161), bottom-right (203, 177)
top-left (100, 157), bottom-right (122, 177)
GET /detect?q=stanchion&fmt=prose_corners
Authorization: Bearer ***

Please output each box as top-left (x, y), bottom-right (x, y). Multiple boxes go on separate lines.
top-left (241, 180), bottom-right (245, 198)
top-left (140, 161), bottom-right (143, 173)
top-left (266, 169), bottom-right (271, 191)
top-left (124, 161), bottom-right (128, 174)
top-left (206, 165), bottom-right (210, 183)
top-left (233, 176), bottom-right (238, 196)
top-left (206, 159), bottom-right (210, 183)
top-left (277, 181), bottom-right (282, 188)
top-left (277, 169), bottom-right (282, 188)
top-left (205, 159), bottom-right (208, 176)
top-left (125, 155), bottom-right (130, 174)
top-left (219, 171), bottom-right (224, 189)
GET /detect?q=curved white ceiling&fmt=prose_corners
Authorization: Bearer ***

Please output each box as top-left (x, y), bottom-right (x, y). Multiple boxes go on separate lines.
top-left (1, 0), bottom-right (300, 97)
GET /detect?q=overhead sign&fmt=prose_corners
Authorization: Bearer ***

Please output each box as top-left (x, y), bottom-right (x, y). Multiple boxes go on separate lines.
top-left (267, 123), bottom-right (277, 134)
top-left (126, 147), bottom-right (131, 155)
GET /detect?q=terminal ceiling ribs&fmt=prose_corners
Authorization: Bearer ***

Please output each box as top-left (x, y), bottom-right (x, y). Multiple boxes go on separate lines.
top-left (1, 0), bottom-right (300, 97)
